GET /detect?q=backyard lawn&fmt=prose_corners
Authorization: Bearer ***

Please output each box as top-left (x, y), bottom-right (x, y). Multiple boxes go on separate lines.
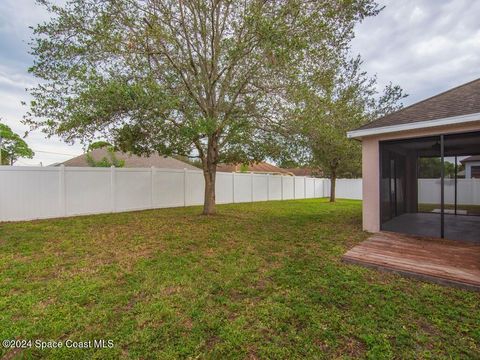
top-left (1, 199), bottom-right (479, 359)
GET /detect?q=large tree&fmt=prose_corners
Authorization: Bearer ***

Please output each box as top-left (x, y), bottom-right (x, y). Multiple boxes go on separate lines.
top-left (284, 56), bottom-right (406, 202)
top-left (25, 0), bottom-right (381, 214)
top-left (0, 122), bottom-right (35, 165)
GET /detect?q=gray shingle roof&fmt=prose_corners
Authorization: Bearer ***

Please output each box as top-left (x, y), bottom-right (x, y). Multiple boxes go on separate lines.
top-left (61, 148), bottom-right (199, 170)
top-left (460, 155), bottom-right (480, 164)
top-left (217, 162), bottom-right (293, 175)
top-left (356, 77), bottom-right (480, 131)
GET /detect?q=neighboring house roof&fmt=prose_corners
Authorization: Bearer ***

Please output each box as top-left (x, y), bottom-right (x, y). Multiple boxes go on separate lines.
top-left (61, 148), bottom-right (199, 170)
top-left (348, 78), bottom-right (480, 138)
top-left (282, 167), bottom-right (323, 177)
top-left (460, 155), bottom-right (480, 164)
top-left (217, 162), bottom-right (293, 175)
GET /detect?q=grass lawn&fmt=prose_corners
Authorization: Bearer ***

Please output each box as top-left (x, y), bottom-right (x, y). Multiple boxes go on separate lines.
top-left (1, 199), bottom-right (479, 359)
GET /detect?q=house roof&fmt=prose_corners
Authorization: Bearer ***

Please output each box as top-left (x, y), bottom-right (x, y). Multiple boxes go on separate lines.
top-left (348, 77), bottom-right (480, 138)
top-left (61, 148), bottom-right (199, 170)
top-left (282, 167), bottom-right (323, 177)
top-left (460, 155), bottom-right (480, 164)
top-left (217, 162), bottom-right (293, 175)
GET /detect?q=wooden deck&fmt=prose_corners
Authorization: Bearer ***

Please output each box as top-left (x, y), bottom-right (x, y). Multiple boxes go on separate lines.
top-left (343, 232), bottom-right (480, 291)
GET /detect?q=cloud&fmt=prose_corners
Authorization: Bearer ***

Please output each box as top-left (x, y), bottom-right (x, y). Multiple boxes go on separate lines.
top-left (0, 0), bottom-right (84, 165)
top-left (351, 0), bottom-right (480, 105)
top-left (1, 0), bottom-right (480, 165)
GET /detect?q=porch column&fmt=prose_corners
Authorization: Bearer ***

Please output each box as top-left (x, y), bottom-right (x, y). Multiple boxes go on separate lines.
top-left (362, 138), bottom-right (380, 232)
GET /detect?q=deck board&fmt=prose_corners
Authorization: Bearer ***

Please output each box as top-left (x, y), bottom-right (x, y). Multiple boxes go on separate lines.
top-left (343, 232), bottom-right (480, 290)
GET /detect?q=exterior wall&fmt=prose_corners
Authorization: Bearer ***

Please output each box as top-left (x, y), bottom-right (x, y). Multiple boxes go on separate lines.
top-left (360, 120), bottom-right (480, 233)
top-left (362, 138), bottom-right (380, 232)
top-left (465, 161), bottom-right (480, 178)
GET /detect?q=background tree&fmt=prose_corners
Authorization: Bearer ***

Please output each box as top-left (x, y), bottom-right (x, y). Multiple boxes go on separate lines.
top-left (85, 141), bottom-right (125, 167)
top-left (25, 0), bottom-right (381, 214)
top-left (0, 122), bottom-right (34, 165)
top-left (284, 56), bottom-right (406, 202)
top-left (418, 157), bottom-right (458, 179)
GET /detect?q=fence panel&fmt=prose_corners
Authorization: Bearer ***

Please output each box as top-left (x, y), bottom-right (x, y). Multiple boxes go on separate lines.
top-left (115, 168), bottom-right (152, 212)
top-left (294, 177), bottom-right (305, 199)
top-left (268, 175), bottom-right (282, 200)
top-left (185, 170), bottom-right (204, 206)
top-left (252, 174), bottom-right (269, 202)
top-left (233, 173), bottom-right (253, 203)
top-left (0, 166), bottom-right (365, 222)
top-left (65, 168), bottom-right (111, 216)
top-left (281, 176), bottom-right (294, 200)
top-left (153, 169), bottom-right (185, 208)
top-left (215, 172), bottom-right (234, 204)
top-left (336, 179), bottom-right (363, 200)
top-left (418, 178), bottom-right (480, 205)
top-left (0, 167), bottom-right (61, 221)
top-left (305, 178), bottom-right (315, 198)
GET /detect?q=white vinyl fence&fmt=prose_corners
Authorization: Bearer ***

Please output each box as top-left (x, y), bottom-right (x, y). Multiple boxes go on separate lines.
top-left (418, 178), bottom-right (480, 205)
top-left (0, 166), bottom-right (362, 222)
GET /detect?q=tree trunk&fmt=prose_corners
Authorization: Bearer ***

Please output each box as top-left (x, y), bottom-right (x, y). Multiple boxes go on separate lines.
top-left (203, 163), bottom-right (216, 215)
top-left (330, 168), bottom-right (337, 203)
top-left (202, 138), bottom-right (218, 215)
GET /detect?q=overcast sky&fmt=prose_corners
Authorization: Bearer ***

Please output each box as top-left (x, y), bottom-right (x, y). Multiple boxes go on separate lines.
top-left (1, 0), bottom-right (479, 166)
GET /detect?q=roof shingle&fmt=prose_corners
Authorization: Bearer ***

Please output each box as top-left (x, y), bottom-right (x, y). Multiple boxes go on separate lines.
top-left (357, 77), bottom-right (480, 130)
top-left (61, 149), bottom-right (199, 170)
top-left (217, 162), bottom-right (293, 175)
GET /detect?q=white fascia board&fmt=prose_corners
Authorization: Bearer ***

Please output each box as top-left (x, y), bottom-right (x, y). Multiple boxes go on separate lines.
top-left (346, 112), bottom-right (480, 139)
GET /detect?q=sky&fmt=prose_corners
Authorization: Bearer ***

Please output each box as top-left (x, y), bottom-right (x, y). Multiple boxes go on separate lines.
top-left (0, 0), bottom-right (479, 166)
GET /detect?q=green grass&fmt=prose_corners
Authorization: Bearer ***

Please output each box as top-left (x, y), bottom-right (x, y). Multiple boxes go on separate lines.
top-left (0, 199), bottom-right (479, 359)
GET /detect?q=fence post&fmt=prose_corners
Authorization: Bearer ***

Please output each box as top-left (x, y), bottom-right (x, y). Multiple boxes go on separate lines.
top-left (251, 172), bottom-right (254, 202)
top-left (293, 175), bottom-right (296, 200)
top-left (232, 172), bottom-right (236, 203)
top-left (150, 166), bottom-right (155, 209)
top-left (183, 168), bottom-right (187, 206)
top-left (304, 176), bottom-right (306, 198)
top-left (59, 165), bottom-right (66, 216)
top-left (281, 175), bottom-right (284, 200)
top-left (110, 166), bottom-right (116, 212)
top-left (475, 179), bottom-right (479, 206)
top-left (267, 174), bottom-right (270, 201)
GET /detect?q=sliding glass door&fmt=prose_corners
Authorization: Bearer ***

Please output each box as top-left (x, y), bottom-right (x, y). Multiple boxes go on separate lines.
top-left (443, 132), bottom-right (480, 241)
top-left (380, 136), bottom-right (442, 238)
top-left (380, 131), bottom-right (480, 241)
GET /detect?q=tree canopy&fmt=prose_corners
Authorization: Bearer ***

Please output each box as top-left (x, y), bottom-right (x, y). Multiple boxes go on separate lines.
top-left (418, 157), bottom-right (459, 179)
top-left (0, 122), bottom-right (34, 165)
top-left (281, 56), bottom-right (406, 201)
top-left (25, 0), bottom-right (382, 213)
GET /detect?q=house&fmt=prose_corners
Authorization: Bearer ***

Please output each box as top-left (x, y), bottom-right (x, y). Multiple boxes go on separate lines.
top-left (281, 167), bottom-right (323, 177)
top-left (460, 155), bottom-right (480, 178)
top-left (61, 148), bottom-right (199, 170)
top-left (347, 78), bottom-right (480, 242)
top-left (216, 162), bottom-right (293, 176)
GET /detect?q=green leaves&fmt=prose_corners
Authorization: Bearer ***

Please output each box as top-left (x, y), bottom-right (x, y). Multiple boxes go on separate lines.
top-left (283, 54), bottom-right (407, 180)
top-left (25, 0), bottom-right (383, 211)
top-left (26, 0), bottom-right (381, 158)
top-left (0, 122), bottom-right (34, 165)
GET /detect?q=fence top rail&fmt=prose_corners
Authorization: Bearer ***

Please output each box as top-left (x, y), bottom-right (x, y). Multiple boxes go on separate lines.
top-left (0, 165), bottom-right (327, 180)
top-left (0, 166), bottom-right (195, 173)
